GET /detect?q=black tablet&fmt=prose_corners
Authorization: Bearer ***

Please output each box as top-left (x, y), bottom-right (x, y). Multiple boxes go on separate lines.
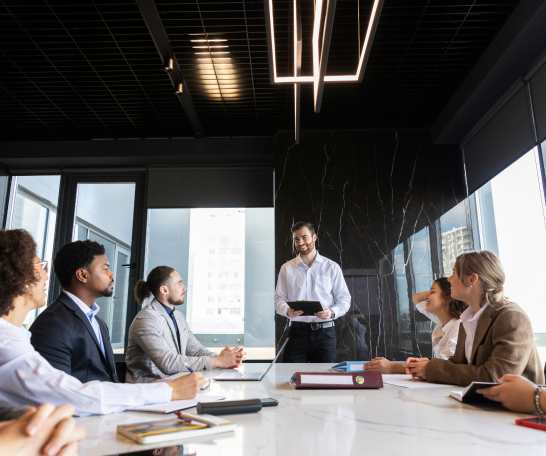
top-left (287, 301), bottom-right (323, 316)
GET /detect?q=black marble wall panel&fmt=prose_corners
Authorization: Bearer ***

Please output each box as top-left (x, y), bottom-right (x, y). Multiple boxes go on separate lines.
top-left (274, 130), bottom-right (466, 362)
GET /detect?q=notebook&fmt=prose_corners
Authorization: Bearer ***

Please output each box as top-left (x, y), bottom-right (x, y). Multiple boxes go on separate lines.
top-left (449, 382), bottom-right (500, 403)
top-left (117, 414), bottom-right (235, 444)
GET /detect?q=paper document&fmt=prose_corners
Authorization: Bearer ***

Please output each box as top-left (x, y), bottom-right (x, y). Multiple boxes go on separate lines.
top-left (300, 375), bottom-right (353, 385)
top-left (382, 374), bottom-right (457, 389)
top-left (129, 395), bottom-right (225, 414)
top-left (152, 378), bottom-right (211, 390)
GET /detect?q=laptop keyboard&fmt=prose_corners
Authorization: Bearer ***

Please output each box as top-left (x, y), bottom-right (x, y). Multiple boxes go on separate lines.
top-left (239, 372), bottom-right (263, 380)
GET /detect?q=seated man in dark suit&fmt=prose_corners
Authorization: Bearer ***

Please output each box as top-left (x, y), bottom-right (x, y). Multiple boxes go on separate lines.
top-left (30, 240), bottom-right (119, 383)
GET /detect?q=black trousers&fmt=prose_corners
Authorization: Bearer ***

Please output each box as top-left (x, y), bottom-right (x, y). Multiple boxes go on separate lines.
top-left (282, 326), bottom-right (336, 363)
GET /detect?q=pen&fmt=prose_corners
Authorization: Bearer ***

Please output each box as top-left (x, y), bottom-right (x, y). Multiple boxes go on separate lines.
top-left (175, 411), bottom-right (218, 427)
top-left (184, 362), bottom-right (195, 373)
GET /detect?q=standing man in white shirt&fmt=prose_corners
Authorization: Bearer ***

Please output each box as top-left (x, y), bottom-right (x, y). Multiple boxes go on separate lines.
top-left (274, 221), bottom-right (351, 363)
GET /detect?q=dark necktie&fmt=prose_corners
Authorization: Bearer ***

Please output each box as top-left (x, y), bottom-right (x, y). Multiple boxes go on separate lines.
top-left (168, 308), bottom-right (181, 349)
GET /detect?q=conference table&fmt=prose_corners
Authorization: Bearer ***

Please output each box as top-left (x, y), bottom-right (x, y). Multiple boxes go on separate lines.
top-left (76, 363), bottom-right (546, 456)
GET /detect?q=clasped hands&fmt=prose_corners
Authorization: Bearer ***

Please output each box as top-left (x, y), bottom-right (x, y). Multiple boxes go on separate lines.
top-left (212, 346), bottom-right (247, 369)
top-left (287, 307), bottom-right (332, 320)
top-left (0, 403), bottom-right (85, 456)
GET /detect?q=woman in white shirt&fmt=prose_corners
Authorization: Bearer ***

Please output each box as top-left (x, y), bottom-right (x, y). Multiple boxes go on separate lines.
top-left (364, 277), bottom-right (467, 374)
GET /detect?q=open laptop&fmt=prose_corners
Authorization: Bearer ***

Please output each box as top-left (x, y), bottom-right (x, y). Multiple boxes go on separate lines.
top-left (213, 338), bottom-right (290, 381)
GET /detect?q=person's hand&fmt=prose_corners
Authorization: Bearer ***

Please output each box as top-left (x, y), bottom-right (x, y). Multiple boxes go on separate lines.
top-left (169, 372), bottom-right (206, 400)
top-left (0, 403), bottom-right (85, 456)
top-left (405, 357), bottom-right (430, 380)
top-left (212, 346), bottom-right (247, 368)
top-left (287, 308), bottom-right (304, 318)
top-left (476, 375), bottom-right (538, 413)
top-left (314, 308), bottom-right (332, 320)
top-left (364, 357), bottom-right (404, 374)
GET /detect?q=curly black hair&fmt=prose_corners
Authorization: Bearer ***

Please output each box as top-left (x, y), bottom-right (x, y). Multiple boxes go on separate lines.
top-left (0, 229), bottom-right (40, 317)
top-left (53, 240), bottom-right (106, 288)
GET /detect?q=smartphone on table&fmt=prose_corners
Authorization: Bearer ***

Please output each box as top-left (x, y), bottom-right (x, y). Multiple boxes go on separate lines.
top-left (515, 416), bottom-right (546, 431)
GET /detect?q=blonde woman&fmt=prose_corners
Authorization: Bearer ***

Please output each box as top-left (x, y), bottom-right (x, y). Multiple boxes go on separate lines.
top-left (364, 277), bottom-right (467, 374)
top-left (405, 251), bottom-right (544, 386)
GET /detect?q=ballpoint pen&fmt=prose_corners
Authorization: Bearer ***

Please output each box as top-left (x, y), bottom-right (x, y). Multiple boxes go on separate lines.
top-left (184, 362), bottom-right (195, 373)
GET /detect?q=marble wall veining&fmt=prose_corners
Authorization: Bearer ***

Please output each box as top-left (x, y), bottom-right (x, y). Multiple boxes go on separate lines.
top-left (274, 130), bottom-right (468, 362)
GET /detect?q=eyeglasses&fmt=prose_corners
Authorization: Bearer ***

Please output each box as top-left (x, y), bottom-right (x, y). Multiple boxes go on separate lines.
top-left (35, 260), bottom-right (49, 273)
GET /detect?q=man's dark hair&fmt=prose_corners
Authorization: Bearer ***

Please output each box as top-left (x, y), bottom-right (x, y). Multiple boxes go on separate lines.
top-left (53, 240), bottom-right (106, 288)
top-left (0, 229), bottom-right (39, 317)
top-left (291, 221), bottom-right (315, 236)
top-left (134, 266), bottom-right (175, 305)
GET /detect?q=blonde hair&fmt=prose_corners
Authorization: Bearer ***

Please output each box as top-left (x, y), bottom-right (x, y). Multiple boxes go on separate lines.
top-left (453, 251), bottom-right (508, 305)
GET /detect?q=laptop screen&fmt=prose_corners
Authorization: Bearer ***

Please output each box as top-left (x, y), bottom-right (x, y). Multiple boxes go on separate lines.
top-left (261, 337), bottom-right (290, 377)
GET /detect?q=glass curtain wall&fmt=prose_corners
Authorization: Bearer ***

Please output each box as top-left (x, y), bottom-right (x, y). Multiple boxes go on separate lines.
top-left (144, 207), bottom-right (275, 359)
top-left (6, 176), bottom-right (60, 329)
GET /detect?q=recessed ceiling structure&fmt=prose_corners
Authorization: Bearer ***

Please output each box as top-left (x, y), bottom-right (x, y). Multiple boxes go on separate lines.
top-left (0, 0), bottom-right (519, 141)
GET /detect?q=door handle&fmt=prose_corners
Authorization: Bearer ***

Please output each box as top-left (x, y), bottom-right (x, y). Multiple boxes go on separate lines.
top-left (121, 263), bottom-right (136, 269)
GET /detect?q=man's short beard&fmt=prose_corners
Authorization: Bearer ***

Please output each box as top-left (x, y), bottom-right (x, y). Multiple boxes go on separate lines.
top-left (168, 296), bottom-right (185, 306)
top-left (101, 283), bottom-right (114, 297)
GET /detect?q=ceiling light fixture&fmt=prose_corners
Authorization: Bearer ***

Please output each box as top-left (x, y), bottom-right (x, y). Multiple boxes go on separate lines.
top-left (265, 0), bottom-right (384, 143)
top-left (163, 58), bottom-right (173, 72)
top-left (175, 83), bottom-right (183, 95)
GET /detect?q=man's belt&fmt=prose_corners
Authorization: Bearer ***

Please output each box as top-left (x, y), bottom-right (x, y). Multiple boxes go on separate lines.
top-left (289, 320), bottom-right (335, 330)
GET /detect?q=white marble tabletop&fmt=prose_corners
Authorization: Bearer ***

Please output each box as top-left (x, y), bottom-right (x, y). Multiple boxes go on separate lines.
top-left (76, 363), bottom-right (546, 456)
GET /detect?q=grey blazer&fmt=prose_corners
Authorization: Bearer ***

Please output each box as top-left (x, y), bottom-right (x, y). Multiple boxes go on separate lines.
top-left (125, 299), bottom-right (218, 383)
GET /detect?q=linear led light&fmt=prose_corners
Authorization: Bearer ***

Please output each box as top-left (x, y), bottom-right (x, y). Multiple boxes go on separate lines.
top-left (191, 39), bottom-right (227, 42)
top-left (267, 0), bottom-right (383, 84)
top-left (192, 46), bottom-right (228, 48)
top-left (194, 52), bottom-right (230, 55)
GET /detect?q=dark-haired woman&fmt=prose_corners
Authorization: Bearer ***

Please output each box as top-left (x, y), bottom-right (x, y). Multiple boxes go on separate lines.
top-left (0, 229), bottom-right (205, 416)
top-left (364, 278), bottom-right (467, 374)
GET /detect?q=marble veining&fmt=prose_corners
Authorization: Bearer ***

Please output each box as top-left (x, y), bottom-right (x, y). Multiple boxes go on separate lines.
top-left (76, 364), bottom-right (546, 456)
top-left (274, 131), bottom-right (468, 362)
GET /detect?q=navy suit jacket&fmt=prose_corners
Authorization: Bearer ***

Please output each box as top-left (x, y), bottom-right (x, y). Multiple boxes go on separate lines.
top-left (29, 293), bottom-right (119, 384)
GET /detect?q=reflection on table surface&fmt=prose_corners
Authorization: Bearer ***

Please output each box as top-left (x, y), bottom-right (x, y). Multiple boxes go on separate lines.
top-left (76, 363), bottom-right (546, 456)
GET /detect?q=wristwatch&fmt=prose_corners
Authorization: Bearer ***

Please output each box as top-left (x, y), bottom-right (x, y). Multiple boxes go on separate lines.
top-left (330, 309), bottom-right (335, 320)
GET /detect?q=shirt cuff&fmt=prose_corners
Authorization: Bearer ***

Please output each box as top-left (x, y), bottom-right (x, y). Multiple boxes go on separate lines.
top-left (142, 383), bottom-right (173, 405)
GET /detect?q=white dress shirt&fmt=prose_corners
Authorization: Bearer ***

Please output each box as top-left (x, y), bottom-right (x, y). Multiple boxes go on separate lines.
top-left (460, 303), bottom-right (490, 364)
top-left (274, 251), bottom-right (351, 322)
top-left (415, 301), bottom-right (460, 360)
top-left (63, 290), bottom-right (105, 356)
top-left (0, 317), bottom-right (172, 416)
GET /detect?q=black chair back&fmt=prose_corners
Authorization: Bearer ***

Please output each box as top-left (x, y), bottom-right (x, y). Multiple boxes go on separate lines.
top-left (115, 361), bottom-right (127, 383)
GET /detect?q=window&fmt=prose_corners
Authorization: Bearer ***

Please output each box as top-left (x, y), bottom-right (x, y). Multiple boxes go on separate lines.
top-left (208, 261), bottom-right (214, 267)
top-left (470, 147), bottom-right (546, 351)
top-left (231, 260), bottom-right (242, 267)
top-left (230, 308), bottom-right (241, 315)
top-left (144, 207), bottom-right (275, 359)
top-left (6, 176), bottom-right (60, 329)
top-left (207, 297), bottom-right (215, 302)
top-left (207, 237), bottom-right (217, 244)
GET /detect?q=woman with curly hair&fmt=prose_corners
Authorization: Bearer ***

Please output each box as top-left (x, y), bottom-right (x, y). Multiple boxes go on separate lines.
top-left (364, 277), bottom-right (467, 374)
top-left (0, 229), bottom-right (205, 417)
top-left (406, 251), bottom-right (544, 386)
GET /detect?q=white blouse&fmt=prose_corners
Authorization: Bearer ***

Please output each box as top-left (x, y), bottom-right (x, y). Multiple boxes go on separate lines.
top-left (415, 301), bottom-right (461, 360)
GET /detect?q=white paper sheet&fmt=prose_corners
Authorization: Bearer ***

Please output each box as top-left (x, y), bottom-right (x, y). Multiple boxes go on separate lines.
top-left (382, 374), bottom-right (456, 389)
top-left (300, 375), bottom-right (353, 385)
top-left (129, 395), bottom-right (225, 414)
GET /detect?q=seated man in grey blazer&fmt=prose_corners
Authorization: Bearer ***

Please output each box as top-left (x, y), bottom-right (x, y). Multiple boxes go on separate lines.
top-left (125, 266), bottom-right (246, 383)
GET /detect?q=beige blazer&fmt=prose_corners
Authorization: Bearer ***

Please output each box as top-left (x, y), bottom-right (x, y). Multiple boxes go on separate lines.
top-left (426, 300), bottom-right (544, 387)
top-left (125, 299), bottom-right (218, 383)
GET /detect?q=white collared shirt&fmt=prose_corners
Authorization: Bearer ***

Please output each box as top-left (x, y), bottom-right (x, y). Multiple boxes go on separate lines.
top-left (0, 317), bottom-right (172, 416)
top-left (415, 301), bottom-right (460, 360)
top-left (460, 303), bottom-right (490, 364)
top-left (63, 290), bottom-right (105, 356)
top-left (274, 251), bottom-right (351, 322)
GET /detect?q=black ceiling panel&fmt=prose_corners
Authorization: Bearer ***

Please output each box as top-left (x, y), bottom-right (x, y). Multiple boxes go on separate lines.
top-left (0, 0), bottom-right (520, 140)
